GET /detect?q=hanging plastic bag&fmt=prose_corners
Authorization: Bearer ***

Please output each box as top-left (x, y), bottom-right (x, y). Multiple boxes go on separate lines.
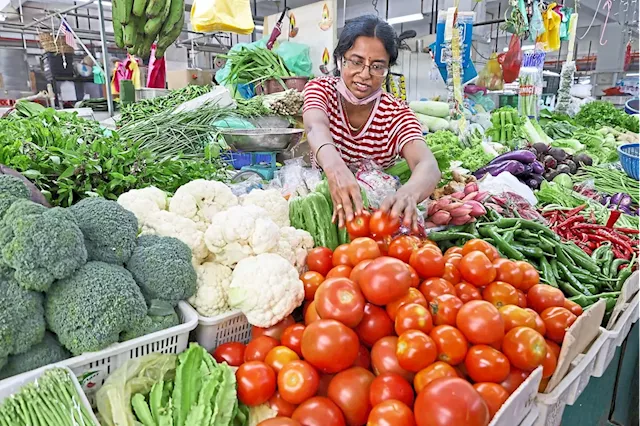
top-left (502, 35), bottom-right (523, 83)
top-left (146, 45), bottom-right (166, 88)
top-left (191, 0), bottom-right (255, 34)
top-left (536, 3), bottom-right (561, 51)
top-left (274, 42), bottom-right (313, 77)
top-left (559, 7), bottom-right (573, 41)
top-left (477, 53), bottom-right (504, 91)
top-left (215, 39), bottom-right (268, 85)
top-left (529, 1), bottom-right (545, 41)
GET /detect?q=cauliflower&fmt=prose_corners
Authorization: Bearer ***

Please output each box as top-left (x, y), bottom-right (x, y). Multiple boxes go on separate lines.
top-left (117, 186), bottom-right (169, 229)
top-left (141, 210), bottom-right (209, 263)
top-left (204, 205), bottom-right (280, 267)
top-left (240, 189), bottom-right (290, 227)
top-left (227, 253), bottom-right (304, 327)
top-left (169, 180), bottom-right (238, 231)
top-left (188, 261), bottom-right (233, 317)
top-left (276, 227), bottom-right (314, 273)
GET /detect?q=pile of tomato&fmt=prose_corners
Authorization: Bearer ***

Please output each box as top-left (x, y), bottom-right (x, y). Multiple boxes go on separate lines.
top-left (213, 213), bottom-right (584, 426)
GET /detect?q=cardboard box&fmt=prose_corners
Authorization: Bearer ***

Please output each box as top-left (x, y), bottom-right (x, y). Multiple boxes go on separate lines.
top-left (166, 69), bottom-right (214, 90)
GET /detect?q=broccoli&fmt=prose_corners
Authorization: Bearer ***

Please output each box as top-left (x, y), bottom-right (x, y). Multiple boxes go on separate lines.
top-left (70, 198), bottom-right (138, 265)
top-left (45, 261), bottom-right (147, 356)
top-left (126, 235), bottom-right (196, 307)
top-left (0, 200), bottom-right (87, 292)
top-left (0, 275), bottom-right (45, 358)
top-left (0, 332), bottom-right (70, 380)
top-left (120, 311), bottom-right (180, 341)
top-left (0, 175), bottom-right (30, 200)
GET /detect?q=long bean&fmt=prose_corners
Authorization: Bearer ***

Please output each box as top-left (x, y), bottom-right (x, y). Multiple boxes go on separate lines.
top-left (574, 166), bottom-right (640, 204)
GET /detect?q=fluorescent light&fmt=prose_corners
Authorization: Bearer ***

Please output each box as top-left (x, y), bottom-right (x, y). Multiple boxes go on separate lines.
top-left (100, 1), bottom-right (112, 7)
top-left (387, 13), bottom-right (424, 25)
top-left (503, 47), bottom-right (508, 52)
top-left (255, 24), bottom-right (263, 31)
top-left (627, 73), bottom-right (639, 76)
top-left (522, 45), bottom-right (536, 50)
top-left (542, 70), bottom-right (560, 77)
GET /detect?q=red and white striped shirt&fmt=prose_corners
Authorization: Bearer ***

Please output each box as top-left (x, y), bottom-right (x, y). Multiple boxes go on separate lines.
top-left (303, 76), bottom-right (424, 169)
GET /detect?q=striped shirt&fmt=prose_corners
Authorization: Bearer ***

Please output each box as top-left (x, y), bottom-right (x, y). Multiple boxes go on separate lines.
top-left (303, 76), bottom-right (424, 169)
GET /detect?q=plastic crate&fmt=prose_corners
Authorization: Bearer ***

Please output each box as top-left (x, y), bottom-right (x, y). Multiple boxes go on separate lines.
top-left (490, 366), bottom-right (543, 426)
top-left (194, 310), bottom-right (252, 352)
top-left (519, 406), bottom-right (540, 426)
top-left (222, 151), bottom-right (276, 170)
top-left (0, 365), bottom-right (100, 425)
top-left (618, 143), bottom-right (639, 180)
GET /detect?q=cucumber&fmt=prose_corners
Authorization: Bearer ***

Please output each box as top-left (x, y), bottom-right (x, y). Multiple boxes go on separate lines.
top-left (315, 180), bottom-right (333, 209)
top-left (288, 197), bottom-right (306, 230)
top-left (299, 197), bottom-right (320, 246)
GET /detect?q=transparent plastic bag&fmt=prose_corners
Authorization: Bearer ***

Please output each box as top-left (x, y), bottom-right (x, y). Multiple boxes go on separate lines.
top-left (270, 158), bottom-right (322, 198)
top-left (353, 160), bottom-right (400, 210)
top-left (486, 191), bottom-right (546, 222)
top-left (274, 42), bottom-right (313, 77)
top-left (215, 39), bottom-right (268, 85)
top-left (228, 173), bottom-right (264, 196)
top-left (477, 53), bottom-right (504, 91)
top-left (191, 0), bottom-right (254, 34)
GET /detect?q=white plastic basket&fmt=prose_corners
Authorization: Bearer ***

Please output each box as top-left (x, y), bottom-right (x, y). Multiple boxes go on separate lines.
top-left (0, 365), bottom-right (100, 425)
top-left (194, 310), bottom-right (252, 352)
top-left (490, 366), bottom-right (543, 426)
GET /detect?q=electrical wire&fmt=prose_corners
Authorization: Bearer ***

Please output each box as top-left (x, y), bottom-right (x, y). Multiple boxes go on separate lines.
top-left (372, 0), bottom-right (379, 16)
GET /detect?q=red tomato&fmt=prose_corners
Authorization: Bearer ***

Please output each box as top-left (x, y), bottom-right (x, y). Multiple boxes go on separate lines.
top-left (445, 253), bottom-right (463, 266)
top-left (307, 247), bottom-right (333, 276)
top-left (350, 259), bottom-right (373, 285)
top-left (500, 368), bottom-right (529, 394)
top-left (333, 244), bottom-right (352, 267)
top-left (302, 319), bottom-right (359, 373)
top-left (327, 265), bottom-right (354, 279)
top-left (346, 211), bottom-right (372, 238)
top-left (356, 303), bottom-right (395, 348)
top-left (281, 324), bottom-right (305, 357)
top-left (368, 400), bottom-right (416, 426)
top-left (370, 211), bottom-right (401, 237)
top-left (386, 287), bottom-right (427, 321)
top-left (395, 303), bottom-right (433, 335)
top-left (542, 342), bottom-right (558, 378)
top-left (268, 391), bottom-right (298, 417)
top-left (302, 271), bottom-right (325, 301)
top-left (328, 367), bottom-right (375, 425)
top-left (317, 373), bottom-right (335, 397)
top-left (455, 282), bottom-right (482, 303)
top-left (545, 339), bottom-right (561, 359)
top-left (464, 345), bottom-right (511, 383)
top-left (444, 246), bottom-right (463, 257)
top-left (212, 342), bottom-right (246, 366)
top-left (456, 300), bottom-right (505, 345)
top-left (501, 327), bottom-right (547, 371)
top-left (252, 316), bottom-right (296, 342)
top-left (292, 397), bottom-right (346, 426)
top-left (462, 239), bottom-right (500, 261)
top-left (371, 336), bottom-right (414, 382)
top-left (419, 277), bottom-right (456, 302)
top-left (236, 361), bottom-right (276, 406)
top-left (315, 277), bottom-right (366, 328)
top-left (414, 377), bottom-right (490, 426)
top-left (459, 251), bottom-right (496, 288)
top-left (564, 298), bottom-right (584, 316)
top-left (516, 290), bottom-right (527, 308)
top-left (499, 305), bottom-right (537, 332)
top-left (429, 325), bottom-right (468, 366)
top-left (409, 246), bottom-right (445, 279)
top-left (258, 419), bottom-right (301, 426)
top-left (353, 344), bottom-right (371, 369)
top-left (540, 307), bottom-right (577, 344)
top-left (347, 237), bottom-right (382, 266)
top-left (396, 330), bottom-right (437, 372)
top-left (482, 281), bottom-right (519, 309)
top-left (527, 285), bottom-right (566, 314)
top-left (245, 336), bottom-right (279, 362)
top-left (375, 236), bottom-right (391, 256)
top-left (526, 308), bottom-right (547, 336)
top-left (304, 301), bottom-right (321, 325)
top-left (515, 261), bottom-right (540, 291)
top-left (369, 373), bottom-right (415, 408)
top-left (265, 345), bottom-right (300, 374)
top-left (473, 383), bottom-right (510, 419)
top-left (359, 257), bottom-right (412, 306)
top-left (407, 265), bottom-right (420, 288)
top-left (413, 361), bottom-right (458, 393)
top-left (441, 263), bottom-right (461, 285)
top-left (278, 360), bottom-right (320, 405)
top-left (493, 258), bottom-right (524, 289)
top-left (429, 294), bottom-right (463, 326)
top-left (388, 235), bottom-right (421, 264)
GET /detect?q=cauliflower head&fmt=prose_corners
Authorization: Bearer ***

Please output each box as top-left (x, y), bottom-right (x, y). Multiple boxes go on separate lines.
top-left (117, 186), bottom-right (168, 229)
top-left (169, 180), bottom-right (238, 231)
top-left (227, 253), bottom-right (304, 327)
top-left (240, 189), bottom-right (290, 228)
top-left (141, 210), bottom-right (209, 263)
top-left (188, 261), bottom-right (233, 317)
top-left (0, 275), bottom-right (45, 358)
top-left (275, 227), bottom-right (314, 273)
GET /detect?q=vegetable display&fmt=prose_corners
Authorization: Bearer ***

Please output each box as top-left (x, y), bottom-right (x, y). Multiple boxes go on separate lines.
top-left (573, 101), bottom-right (639, 133)
top-left (219, 47), bottom-right (293, 87)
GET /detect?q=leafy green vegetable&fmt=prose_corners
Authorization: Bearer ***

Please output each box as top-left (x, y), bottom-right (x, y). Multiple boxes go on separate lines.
top-left (574, 101), bottom-right (639, 133)
top-left (551, 139), bottom-right (585, 154)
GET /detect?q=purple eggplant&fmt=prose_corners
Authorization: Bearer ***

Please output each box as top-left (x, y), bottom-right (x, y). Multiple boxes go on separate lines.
top-left (531, 160), bottom-right (544, 175)
top-left (474, 160), bottom-right (526, 179)
top-left (610, 193), bottom-right (633, 207)
top-left (518, 164), bottom-right (534, 176)
top-left (601, 195), bottom-right (612, 206)
top-left (526, 174), bottom-right (544, 189)
top-left (488, 150), bottom-right (537, 165)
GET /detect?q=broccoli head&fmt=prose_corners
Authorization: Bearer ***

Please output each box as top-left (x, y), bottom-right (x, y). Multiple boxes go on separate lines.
top-left (126, 235), bottom-right (196, 307)
top-left (0, 174), bottom-right (30, 200)
top-left (0, 275), bottom-right (45, 357)
top-left (0, 200), bottom-right (87, 292)
top-left (120, 310), bottom-right (180, 341)
top-left (70, 197), bottom-right (138, 265)
top-left (44, 261), bottom-right (147, 356)
top-left (0, 332), bottom-right (70, 380)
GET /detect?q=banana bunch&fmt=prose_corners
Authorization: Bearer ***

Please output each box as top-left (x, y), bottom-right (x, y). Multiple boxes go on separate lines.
top-left (112, 0), bottom-right (184, 58)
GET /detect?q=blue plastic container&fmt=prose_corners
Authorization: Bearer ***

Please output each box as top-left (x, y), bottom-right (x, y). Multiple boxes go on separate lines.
top-left (618, 143), bottom-right (639, 180)
top-left (222, 152), bottom-right (275, 170)
top-left (624, 98), bottom-right (639, 115)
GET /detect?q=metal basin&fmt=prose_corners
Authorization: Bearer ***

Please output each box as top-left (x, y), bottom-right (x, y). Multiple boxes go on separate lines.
top-left (220, 128), bottom-right (304, 152)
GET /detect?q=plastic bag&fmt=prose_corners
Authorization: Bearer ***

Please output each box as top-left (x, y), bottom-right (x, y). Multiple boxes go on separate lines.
top-left (477, 53), bottom-right (504, 91)
top-left (274, 42), bottom-right (313, 77)
top-left (215, 39), bottom-right (267, 85)
top-left (191, 0), bottom-right (254, 34)
top-left (270, 158), bottom-right (322, 198)
top-left (502, 35), bottom-right (523, 83)
top-left (486, 191), bottom-right (546, 222)
top-left (146, 45), bottom-right (166, 88)
top-left (228, 173), bottom-right (264, 196)
top-left (353, 160), bottom-right (400, 210)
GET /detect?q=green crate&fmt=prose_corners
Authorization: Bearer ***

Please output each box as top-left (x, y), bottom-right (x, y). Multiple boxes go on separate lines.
top-left (499, 94), bottom-right (518, 108)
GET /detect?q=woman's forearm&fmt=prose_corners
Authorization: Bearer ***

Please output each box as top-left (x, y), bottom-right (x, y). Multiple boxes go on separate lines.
top-left (402, 159), bottom-right (441, 203)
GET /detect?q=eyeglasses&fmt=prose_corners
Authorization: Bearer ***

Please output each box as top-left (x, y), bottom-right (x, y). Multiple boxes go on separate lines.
top-left (342, 58), bottom-right (389, 77)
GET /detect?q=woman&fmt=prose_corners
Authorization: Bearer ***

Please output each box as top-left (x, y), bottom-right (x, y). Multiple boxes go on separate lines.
top-left (303, 15), bottom-right (441, 231)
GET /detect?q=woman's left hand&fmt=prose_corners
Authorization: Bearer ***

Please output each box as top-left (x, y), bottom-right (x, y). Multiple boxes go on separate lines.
top-left (380, 186), bottom-right (419, 231)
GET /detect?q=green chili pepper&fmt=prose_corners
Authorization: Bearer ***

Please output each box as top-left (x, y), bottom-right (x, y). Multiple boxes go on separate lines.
top-left (494, 218), bottom-right (561, 240)
top-left (511, 244), bottom-right (545, 258)
top-left (540, 257), bottom-right (558, 288)
top-left (428, 231), bottom-right (478, 242)
top-left (559, 280), bottom-right (584, 297)
top-left (591, 244), bottom-right (612, 263)
top-left (557, 263), bottom-right (593, 296)
top-left (563, 243), bottom-right (602, 275)
top-left (484, 227), bottom-right (525, 261)
top-left (569, 291), bottom-right (621, 308)
top-left (609, 259), bottom-right (629, 278)
top-left (550, 258), bottom-right (560, 281)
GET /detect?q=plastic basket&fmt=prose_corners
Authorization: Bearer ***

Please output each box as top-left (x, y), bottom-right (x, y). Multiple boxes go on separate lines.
top-left (194, 310), bottom-right (252, 352)
top-left (624, 98), bottom-right (639, 115)
top-left (618, 143), bottom-right (639, 180)
top-left (222, 151), bottom-right (276, 170)
top-left (490, 366), bottom-right (542, 426)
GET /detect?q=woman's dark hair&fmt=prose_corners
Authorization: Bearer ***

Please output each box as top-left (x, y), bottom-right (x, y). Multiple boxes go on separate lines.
top-left (333, 15), bottom-right (398, 71)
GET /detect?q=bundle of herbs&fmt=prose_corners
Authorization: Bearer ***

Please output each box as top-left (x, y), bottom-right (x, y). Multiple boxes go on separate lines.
top-left (219, 46), bottom-right (293, 87)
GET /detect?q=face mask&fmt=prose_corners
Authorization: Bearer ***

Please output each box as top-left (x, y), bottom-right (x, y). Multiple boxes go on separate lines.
top-left (336, 60), bottom-right (383, 106)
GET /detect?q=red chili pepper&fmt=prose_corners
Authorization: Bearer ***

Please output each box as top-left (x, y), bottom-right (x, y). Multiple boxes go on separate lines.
top-left (606, 210), bottom-right (622, 228)
top-left (596, 229), bottom-right (635, 254)
top-left (582, 246), bottom-right (594, 255)
top-left (574, 223), bottom-right (608, 230)
top-left (615, 227), bottom-right (640, 235)
top-left (586, 234), bottom-right (608, 242)
top-left (565, 205), bottom-right (587, 217)
top-left (556, 215), bottom-right (585, 229)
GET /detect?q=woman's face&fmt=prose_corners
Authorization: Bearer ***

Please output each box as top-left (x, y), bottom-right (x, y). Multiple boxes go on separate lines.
top-left (341, 36), bottom-right (390, 99)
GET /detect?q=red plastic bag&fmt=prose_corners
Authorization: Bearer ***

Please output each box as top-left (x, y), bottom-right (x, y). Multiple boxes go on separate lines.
top-left (502, 35), bottom-right (523, 83)
top-left (147, 45), bottom-right (166, 89)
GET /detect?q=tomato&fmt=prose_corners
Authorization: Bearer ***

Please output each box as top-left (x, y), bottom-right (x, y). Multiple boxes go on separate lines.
top-left (454, 282), bottom-right (482, 303)
top-left (540, 307), bottom-right (577, 344)
top-left (315, 277), bottom-right (366, 328)
top-left (327, 265), bottom-right (354, 279)
top-left (407, 265), bottom-right (420, 288)
top-left (328, 367), bottom-right (375, 425)
top-left (302, 271), bottom-right (325, 301)
top-left (359, 257), bottom-right (412, 306)
top-left (396, 330), bottom-right (437, 373)
top-left (429, 325), bottom-right (468, 366)
top-left (526, 308), bottom-right (547, 336)
top-left (317, 373), bottom-right (335, 397)
top-left (258, 419), bottom-right (301, 426)
top-left (445, 254), bottom-right (462, 268)
top-left (444, 246), bottom-right (463, 257)
top-left (441, 263), bottom-right (461, 285)
top-left (236, 361), bottom-right (276, 406)
top-left (483, 281), bottom-right (519, 308)
top-left (375, 236), bottom-right (391, 256)
top-left (501, 326), bottom-right (547, 371)
top-left (281, 324), bottom-right (305, 358)
top-left (515, 261), bottom-right (539, 291)
top-left (459, 251), bottom-right (496, 288)
top-left (526, 284), bottom-right (565, 314)
top-left (245, 336), bottom-right (279, 363)
top-left (333, 244), bottom-right (352, 267)
top-left (409, 246), bottom-right (445, 279)
top-left (493, 259), bottom-right (524, 289)
top-left (268, 391), bottom-right (298, 417)
top-left (347, 237), bottom-right (381, 266)
top-left (516, 290), bottom-right (527, 308)
top-left (542, 341), bottom-right (558, 379)
top-left (464, 345), bottom-right (511, 383)
top-left (212, 342), bottom-right (246, 366)
top-left (499, 305), bottom-right (537, 332)
top-left (386, 287), bottom-right (427, 321)
top-left (368, 400), bottom-right (416, 426)
top-left (346, 211), bottom-right (371, 238)
top-left (413, 361), bottom-right (458, 393)
top-left (388, 235), bottom-right (421, 264)
top-left (302, 319), bottom-right (359, 373)
top-left (414, 377), bottom-right (490, 426)
top-left (265, 346), bottom-right (300, 374)
top-left (499, 368), bottom-right (529, 394)
top-left (395, 303), bottom-right (433, 335)
top-left (307, 247), bottom-right (333, 276)
top-left (473, 383), bottom-right (510, 419)
top-left (429, 294), bottom-right (463, 326)
top-left (277, 360), bottom-right (320, 405)
top-left (456, 300), bottom-right (505, 345)
top-left (545, 339), bottom-right (561, 359)
top-left (304, 301), bottom-right (321, 325)
top-left (252, 316), bottom-right (296, 342)
top-left (370, 211), bottom-right (401, 237)
top-left (371, 336), bottom-right (414, 382)
top-left (462, 239), bottom-right (500, 261)
top-left (419, 277), bottom-right (456, 302)
top-left (292, 397), bottom-right (346, 426)
top-left (564, 298), bottom-right (583, 316)
top-left (353, 344), bottom-right (371, 369)
top-left (369, 373), bottom-right (415, 408)
top-left (356, 303), bottom-right (395, 347)
top-left (350, 259), bottom-right (373, 285)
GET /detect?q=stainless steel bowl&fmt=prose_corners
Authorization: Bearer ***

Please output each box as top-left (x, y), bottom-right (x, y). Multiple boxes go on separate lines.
top-left (220, 128), bottom-right (304, 152)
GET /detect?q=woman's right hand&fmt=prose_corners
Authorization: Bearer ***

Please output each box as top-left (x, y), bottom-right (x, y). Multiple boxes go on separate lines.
top-left (326, 163), bottom-right (363, 228)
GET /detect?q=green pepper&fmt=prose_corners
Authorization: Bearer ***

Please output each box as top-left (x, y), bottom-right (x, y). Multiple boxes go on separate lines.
top-left (539, 257), bottom-right (558, 288)
top-left (559, 280), bottom-right (584, 297)
top-left (550, 258), bottom-right (560, 281)
top-left (599, 246), bottom-right (614, 270)
top-left (616, 265), bottom-right (634, 291)
top-left (609, 259), bottom-right (629, 278)
top-left (555, 245), bottom-right (576, 267)
top-left (569, 291), bottom-right (620, 308)
top-left (484, 227), bottom-right (525, 261)
top-left (511, 244), bottom-right (545, 258)
top-left (557, 263), bottom-right (593, 296)
top-left (494, 218), bottom-right (561, 241)
top-left (427, 231), bottom-right (477, 242)
top-left (563, 243), bottom-right (602, 275)
top-left (591, 244), bottom-right (611, 263)
top-left (503, 230), bottom-right (515, 244)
